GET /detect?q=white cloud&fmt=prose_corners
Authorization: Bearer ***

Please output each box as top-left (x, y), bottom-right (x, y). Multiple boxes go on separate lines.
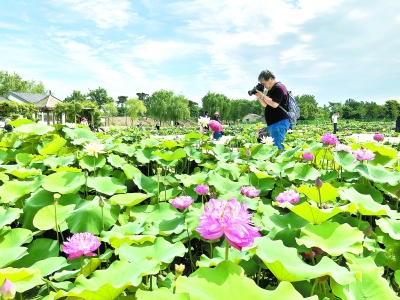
top-left (52, 0), bottom-right (135, 28)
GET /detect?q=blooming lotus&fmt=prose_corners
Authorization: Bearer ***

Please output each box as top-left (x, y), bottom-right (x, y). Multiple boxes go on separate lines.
top-left (198, 116), bottom-right (210, 127)
top-left (260, 136), bottom-right (274, 145)
top-left (321, 133), bottom-right (338, 146)
top-left (353, 148), bottom-right (376, 161)
top-left (1, 279), bottom-right (16, 300)
top-left (83, 141), bottom-right (106, 158)
top-left (335, 143), bottom-right (352, 153)
top-left (373, 133), bottom-right (384, 142)
top-left (276, 190), bottom-right (300, 204)
top-left (208, 120), bottom-right (223, 132)
top-left (196, 198), bottom-right (261, 251)
top-left (241, 186), bottom-right (260, 198)
top-left (302, 152), bottom-right (314, 161)
top-left (195, 184), bottom-right (209, 195)
top-left (62, 232), bottom-right (101, 260)
top-left (170, 196), bottom-right (194, 210)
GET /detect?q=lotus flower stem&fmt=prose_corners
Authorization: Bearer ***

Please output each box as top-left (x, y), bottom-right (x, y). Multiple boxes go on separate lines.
top-left (225, 242), bottom-right (229, 261)
top-left (186, 226), bottom-right (195, 273)
top-left (209, 242), bottom-right (213, 259)
top-left (310, 280), bottom-right (317, 296)
top-left (256, 264), bottom-right (262, 286)
top-left (80, 256), bottom-right (83, 275)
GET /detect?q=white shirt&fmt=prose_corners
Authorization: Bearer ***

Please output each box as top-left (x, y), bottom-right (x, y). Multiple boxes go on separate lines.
top-left (332, 115), bottom-right (338, 123)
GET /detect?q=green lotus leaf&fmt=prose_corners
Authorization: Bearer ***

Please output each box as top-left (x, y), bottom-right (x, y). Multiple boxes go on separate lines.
top-left (107, 153), bottom-right (127, 168)
top-left (375, 228), bottom-right (400, 271)
top-left (0, 180), bottom-right (35, 204)
top-left (175, 173), bottom-right (207, 187)
top-left (260, 160), bottom-right (296, 176)
top-left (136, 287), bottom-right (190, 300)
top-left (30, 257), bottom-right (68, 277)
top-left (214, 161), bottom-right (241, 180)
top-left (332, 151), bottom-right (358, 171)
top-left (287, 163), bottom-right (321, 182)
top-left (0, 228), bottom-right (33, 250)
top-left (66, 197), bottom-right (120, 234)
top-left (296, 182), bottom-right (339, 204)
top-left (275, 201), bottom-right (357, 224)
top-left (120, 163), bottom-right (142, 179)
top-left (53, 166), bottom-right (82, 172)
top-left (110, 235), bottom-right (157, 248)
top-left (11, 238), bottom-right (59, 268)
top-left (0, 267), bottom-right (44, 293)
top-left (79, 154), bottom-right (106, 171)
top-left (160, 139), bottom-right (181, 149)
top-left (54, 259), bottom-right (160, 300)
top-left (250, 237), bottom-right (360, 284)
top-left (41, 171), bottom-right (86, 194)
top-left (354, 164), bottom-right (400, 185)
top-left (296, 222), bottom-right (364, 256)
top-left (130, 203), bottom-right (180, 223)
top-left (115, 237), bottom-right (186, 266)
top-left (376, 218), bottom-right (400, 240)
top-left (33, 204), bottom-right (76, 230)
top-left (0, 247), bottom-right (28, 268)
top-left (87, 176), bottom-right (127, 196)
top-left (153, 148), bottom-right (186, 161)
top-left (6, 167), bottom-right (42, 179)
top-left (207, 172), bottom-right (243, 193)
top-left (352, 183), bottom-right (384, 203)
top-left (43, 154), bottom-right (76, 168)
top-left (276, 146), bottom-right (302, 162)
top-left (134, 148), bottom-right (160, 164)
top-left (15, 152), bottom-right (31, 165)
top-left (15, 123), bottom-right (55, 135)
top-left (339, 188), bottom-right (400, 218)
top-left (184, 132), bottom-right (202, 140)
top-left (113, 143), bottom-right (137, 157)
top-left (250, 143), bottom-right (279, 160)
top-left (0, 207), bottom-right (22, 227)
top-left (184, 145), bottom-right (203, 163)
top-left (100, 221), bottom-right (145, 243)
top-left (109, 192), bottom-right (151, 207)
top-left (176, 260), bottom-right (318, 300)
top-left (63, 127), bottom-right (98, 140)
top-left (197, 245), bottom-right (251, 268)
top-left (331, 256), bottom-right (400, 300)
top-left (39, 136), bottom-right (67, 155)
top-left (133, 173), bottom-right (158, 194)
top-left (140, 138), bottom-right (161, 148)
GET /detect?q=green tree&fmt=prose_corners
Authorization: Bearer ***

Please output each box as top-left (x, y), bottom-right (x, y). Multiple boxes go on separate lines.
top-left (136, 92), bottom-right (150, 111)
top-left (64, 90), bottom-right (87, 103)
top-left (168, 95), bottom-right (190, 123)
top-left (383, 100), bottom-right (400, 119)
top-left (364, 102), bottom-right (382, 120)
top-left (87, 87), bottom-right (114, 107)
top-left (0, 70), bottom-right (47, 95)
top-left (102, 103), bottom-right (118, 124)
top-left (147, 90), bottom-right (173, 123)
top-left (188, 100), bottom-right (200, 118)
top-left (296, 94), bottom-right (318, 120)
top-left (201, 92), bottom-right (231, 123)
top-left (125, 98), bottom-right (147, 126)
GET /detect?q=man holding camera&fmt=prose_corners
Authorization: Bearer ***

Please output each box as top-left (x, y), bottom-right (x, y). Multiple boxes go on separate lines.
top-left (253, 70), bottom-right (290, 150)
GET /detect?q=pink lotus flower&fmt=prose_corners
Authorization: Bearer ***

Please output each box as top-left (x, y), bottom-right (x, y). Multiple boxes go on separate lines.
top-left (170, 196), bottom-right (194, 210)
top-left (62, 232), bottom-right (101, 260)
top-left (373, 134), bottom-right (384, 142)
top-left (195, 184), bottom-right (209, 195)
top-left (321, 133), bottom-right (338, 146)
top-left (196, 198), bottom-right (261, 250)
top-left (302, 152), bottom-right (314, 161)
top-left (208, 120), bottom-right (223, 132)
top-left (352, 148), bottom-right (376, 161)
top-left (241, 186), bottom-right (260, 198)
top-left (276, 190), bottom-right (300, 204)
top-left (1, 279), bottom-right (16, 300)
top-left (335, 144), bottom-right (352, 153)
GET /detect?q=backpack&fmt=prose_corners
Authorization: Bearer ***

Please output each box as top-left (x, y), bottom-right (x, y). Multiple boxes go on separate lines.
top-left (279, 91), bottom-right (300, 125)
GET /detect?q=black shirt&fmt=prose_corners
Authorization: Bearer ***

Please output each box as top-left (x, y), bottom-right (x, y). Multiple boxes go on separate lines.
top-left (264, 82), bottom-right (289, 126)
top-left (4, 124), bottom-right (13, 132)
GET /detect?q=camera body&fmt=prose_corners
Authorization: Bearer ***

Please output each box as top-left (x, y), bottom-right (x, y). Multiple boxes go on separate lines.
top-left (248, 83), bottom-right (264, 96)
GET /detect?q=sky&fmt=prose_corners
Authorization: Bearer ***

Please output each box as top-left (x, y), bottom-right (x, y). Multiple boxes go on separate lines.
top-left (1, 0), bottom-right (400, 108)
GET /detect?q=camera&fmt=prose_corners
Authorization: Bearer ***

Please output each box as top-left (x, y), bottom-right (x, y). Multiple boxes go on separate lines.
top-left (248, 83), bottom-right (264, 96)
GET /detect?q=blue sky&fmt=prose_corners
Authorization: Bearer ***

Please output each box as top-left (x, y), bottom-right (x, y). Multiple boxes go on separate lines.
top-left (1, 0), bottom-right (399, 107)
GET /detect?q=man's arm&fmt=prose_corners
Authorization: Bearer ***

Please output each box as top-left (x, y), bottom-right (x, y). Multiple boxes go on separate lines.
top-left (255, 91), bottom-right (279, 108)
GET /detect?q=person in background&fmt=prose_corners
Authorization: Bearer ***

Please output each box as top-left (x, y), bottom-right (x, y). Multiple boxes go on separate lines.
top-left (213, 112), bottom-right (221, 122)
top-left (254, 69), bottom-right (290, 150)
top-left (332, 112), bottom-right (340, 134)
top-left (156, 121), bottom-right (160, 130)
top-left (4, 118), bottom-right (13, 132)
top-left (81, 117), bottom-right (88, 126)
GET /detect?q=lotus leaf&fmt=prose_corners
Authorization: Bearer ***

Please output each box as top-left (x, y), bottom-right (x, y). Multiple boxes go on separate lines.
top-left (33, 204), bottom-right (76, 230)
top-left (0, 207), bottom-right (22, 227)
top-left (11, 238), bottom-right (59, 268)
top-left (296, 222), bottom-right (364, 256)
top-left (15, 123), bottom-right (55, 135)
top-left (287, 163), bottom-right (321, 182)
top-left (0, 247), bottom-right (28, 268)
top-left (39, 136), bottom-right (67, 155)
top-left (376, 218), bottom-right (400, 240)
top-left (250, 237), bottom-right (360, 284)
top-left (176, 260), bottom-right (318, 300)
top-left (80, 154), bottom-right (107, 171)
top-left (0, 228), bottom-right (33, 249)
top-left (296, 182), bottom-right (339, 204)
top-left (0, 267), bottom-right (44, 293)
top-left (0, 180), bottom-right (35, 204)
top-left (43, 154), bottom-right (76, 168)
top-left (136, 287), bottom-right (190, 300)
top-left (87, 176), bottom-right (127, 195)
top-left (41, 171), bottom-right (86, 194)
top-left (355, 164), bottom-right (400, 185)
top-left (107, 153), bottom-right (127, 168)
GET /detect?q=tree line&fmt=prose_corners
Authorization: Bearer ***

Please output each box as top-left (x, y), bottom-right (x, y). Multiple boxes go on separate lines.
top-left (1, 70), bottom-right (399, 124)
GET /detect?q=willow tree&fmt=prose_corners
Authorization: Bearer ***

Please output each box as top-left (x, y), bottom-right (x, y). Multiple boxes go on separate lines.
top-left (125, 98), bottom-right (147, 126)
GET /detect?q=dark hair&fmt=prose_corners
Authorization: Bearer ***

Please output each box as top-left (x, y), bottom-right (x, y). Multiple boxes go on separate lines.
top-left (258, 70), bottom-right (275, 81)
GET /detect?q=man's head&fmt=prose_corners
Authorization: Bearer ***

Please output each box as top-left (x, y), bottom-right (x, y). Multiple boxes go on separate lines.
top-left (214, 112), bottom-right (219, 116)
top-left (258, 70), bottom-right (276, 90)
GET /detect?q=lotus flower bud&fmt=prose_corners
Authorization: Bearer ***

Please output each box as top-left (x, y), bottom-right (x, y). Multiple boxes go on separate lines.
top-left (175, 263), bottom-right (185, 275)
top-left (246, 149), bottom-right (251, 157)
top-left (54, 193), bottom-right (61, 205)
top-left (99, 196), bottom-right (105, 207)
top-left (396, 189), bottom-right (400, 197)
top-left (363, 226), bottom-right (373, 236)
top-left (315, 178), bottom-right (323, 189)
top-left (157, 167), bottom-right (162, 175)
top-left (1, 279), bottom-right (16, 300)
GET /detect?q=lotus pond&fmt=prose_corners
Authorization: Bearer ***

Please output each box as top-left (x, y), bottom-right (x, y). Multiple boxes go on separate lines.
top-left (1, 120), bottom-right (400, 299)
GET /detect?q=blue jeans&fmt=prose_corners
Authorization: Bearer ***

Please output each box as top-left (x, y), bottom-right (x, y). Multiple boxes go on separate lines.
top-left (268, 119), bottom-right (290, 150)
top-left (333, 123), bottom-right (337, 134)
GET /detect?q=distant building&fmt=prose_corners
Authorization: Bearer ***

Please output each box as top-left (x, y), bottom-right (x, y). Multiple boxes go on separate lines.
top-left (242, 113), bottom-right (264, 123)
top-left (2, 91), bottom-right (63, 125)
